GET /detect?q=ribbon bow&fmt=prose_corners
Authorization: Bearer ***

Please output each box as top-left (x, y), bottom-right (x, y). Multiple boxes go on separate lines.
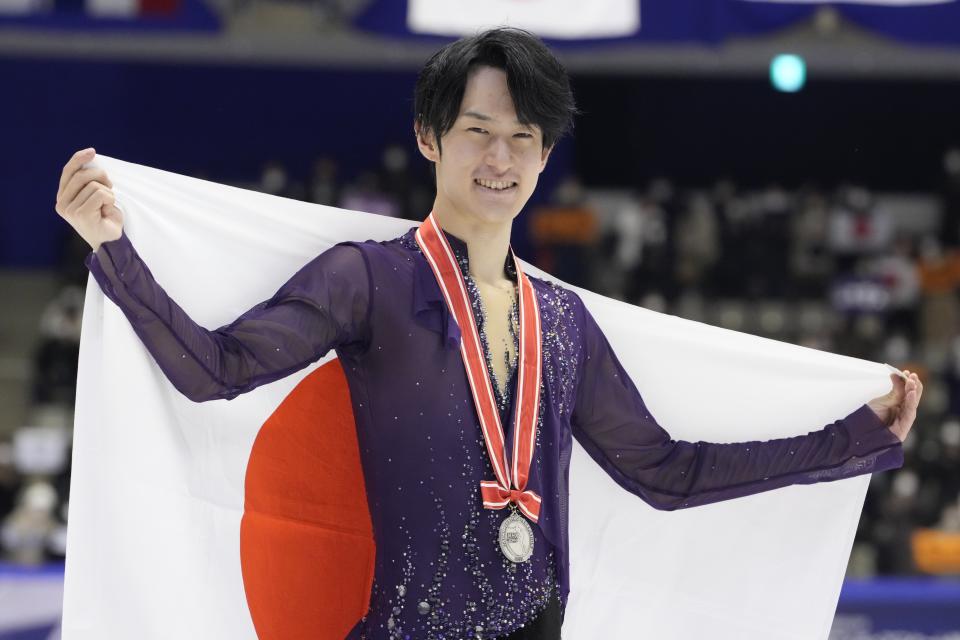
top-left (479, 480), bottom-right (542, 522)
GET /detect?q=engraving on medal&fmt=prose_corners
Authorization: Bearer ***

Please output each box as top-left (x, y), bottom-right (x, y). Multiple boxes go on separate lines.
top-left (498, 511), bottom-right (534, 563)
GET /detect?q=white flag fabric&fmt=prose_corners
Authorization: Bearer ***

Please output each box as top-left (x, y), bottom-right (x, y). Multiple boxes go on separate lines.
top-left (63, 154), bottom-right (899, 639)
top-left (407, 0), bottom-right (640, 39)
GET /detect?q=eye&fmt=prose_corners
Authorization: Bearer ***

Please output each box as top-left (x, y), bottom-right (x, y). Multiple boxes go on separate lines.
top-left (468, 127), bottom-right (488, 134)
top-left (515, 132), bottom-right (533, 138)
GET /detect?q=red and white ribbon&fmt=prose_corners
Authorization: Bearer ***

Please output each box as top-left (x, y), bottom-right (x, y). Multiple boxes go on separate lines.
top-left (415, 212), bottom-right (543, 523)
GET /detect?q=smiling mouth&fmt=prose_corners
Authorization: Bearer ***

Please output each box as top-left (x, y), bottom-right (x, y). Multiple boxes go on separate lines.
top-left (474, 178), bottom-right (518, 192)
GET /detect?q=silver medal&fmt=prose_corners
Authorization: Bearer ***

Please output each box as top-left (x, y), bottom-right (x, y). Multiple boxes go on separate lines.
top-left (498, 508), bottom-right (534, 563)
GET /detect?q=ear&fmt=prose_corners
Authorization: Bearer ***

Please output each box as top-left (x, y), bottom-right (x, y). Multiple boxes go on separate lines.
top-left (414, 120), bottom-right (440, 163)
top-left (538, 144), bottom-right (554, 173)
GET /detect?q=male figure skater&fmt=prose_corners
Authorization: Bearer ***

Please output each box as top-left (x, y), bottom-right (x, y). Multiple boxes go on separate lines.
top-left (56, 27), bottom-right (921, 640)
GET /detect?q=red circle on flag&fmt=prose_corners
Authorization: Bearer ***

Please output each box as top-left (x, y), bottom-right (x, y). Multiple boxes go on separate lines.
top-left (240, 360), bottom-right (374, 639)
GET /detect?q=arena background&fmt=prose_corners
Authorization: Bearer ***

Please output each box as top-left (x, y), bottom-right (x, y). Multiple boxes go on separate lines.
top-left (1, 0), bottom-right (959, 637)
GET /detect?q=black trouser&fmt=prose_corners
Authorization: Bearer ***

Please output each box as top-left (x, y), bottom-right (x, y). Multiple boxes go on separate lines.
top-left (497, 593), bottom-right (562, 640)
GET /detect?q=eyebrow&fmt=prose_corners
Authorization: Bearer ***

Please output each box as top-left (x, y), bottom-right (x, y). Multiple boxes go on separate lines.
top-left (462, 110), bottom-right (530, 128)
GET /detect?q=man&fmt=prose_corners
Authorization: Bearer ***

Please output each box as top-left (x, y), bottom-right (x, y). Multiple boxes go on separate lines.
top-left (56, 27), bottom-right (921, 640)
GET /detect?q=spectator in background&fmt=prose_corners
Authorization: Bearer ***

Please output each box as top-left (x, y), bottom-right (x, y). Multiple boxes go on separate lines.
top-left (873, 468), bottom-right (922, 574)
top-left (789, 186), bottom-right (833, 298)
top-left (673, 190), bottom-right (719, 294)
top-left (931, 419), bottom-right (960, 528)
top-left (617, 178), bottom-right (674, 303)
top-left (0, 423), bottom-right (70, 565)
top-left (709, 178), bottom-right (739, 297)
top-left (870, 235), bottom-right (921, 340)
top-left (606, 192), bottom-right (645, 302)
top-left (1, 480), bottom-right (60, 565)
top-left (646, 177), bottom-right (679, 301)
top-left (528, 175), bottom-right (597, 288)
top-left (916, 418), bottom-right (960, 528)
top-left (827, 185), bottom-right (894, 270)
top-left (30, 286), bottom-right (84, 406)
top-left (916, 235), bottom-right (960, 362)
top-left (752, 184), bottom-right (792, 298)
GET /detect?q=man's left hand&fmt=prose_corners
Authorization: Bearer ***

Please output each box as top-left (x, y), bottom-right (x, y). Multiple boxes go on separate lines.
top-left (867, 369), bottom-right (923, 443)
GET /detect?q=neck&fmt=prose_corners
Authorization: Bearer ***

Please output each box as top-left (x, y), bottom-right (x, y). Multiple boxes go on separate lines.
top-left (432, 205), bottom-right (513, 287)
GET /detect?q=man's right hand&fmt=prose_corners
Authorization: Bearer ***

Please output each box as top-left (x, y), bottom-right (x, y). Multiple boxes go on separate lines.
top-left (56, 147), bottom-right (123, 252)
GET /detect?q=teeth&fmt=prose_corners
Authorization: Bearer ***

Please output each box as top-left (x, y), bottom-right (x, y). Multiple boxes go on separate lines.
top-left (476, 178), bottom-right (515, 190)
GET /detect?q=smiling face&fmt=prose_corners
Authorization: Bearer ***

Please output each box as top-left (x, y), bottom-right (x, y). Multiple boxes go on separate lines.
top-left (415, 65), bottom-right (553, 228)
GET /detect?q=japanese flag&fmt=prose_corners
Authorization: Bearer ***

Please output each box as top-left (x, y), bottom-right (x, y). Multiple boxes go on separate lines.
top-left (63, 154), bottom-right (896, 639)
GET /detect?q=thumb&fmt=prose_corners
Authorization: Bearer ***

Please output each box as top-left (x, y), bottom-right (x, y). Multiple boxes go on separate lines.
top-left (891, 372), bottom-right (906, 398)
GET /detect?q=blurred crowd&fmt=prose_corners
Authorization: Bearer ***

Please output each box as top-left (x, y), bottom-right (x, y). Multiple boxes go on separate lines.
top-left (2, 143), bottom-right (959, 579)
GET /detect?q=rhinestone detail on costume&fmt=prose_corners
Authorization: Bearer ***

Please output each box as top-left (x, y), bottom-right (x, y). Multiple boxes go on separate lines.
top-left (352, 229), bottom-right (560, 640)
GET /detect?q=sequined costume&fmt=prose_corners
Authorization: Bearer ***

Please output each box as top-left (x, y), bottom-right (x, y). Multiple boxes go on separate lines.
top-left (84, 224), bottom-right (904, 640)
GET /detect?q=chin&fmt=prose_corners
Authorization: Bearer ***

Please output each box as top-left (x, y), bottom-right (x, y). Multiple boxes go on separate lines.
top-left (468, 206), bottom-right (520, 225)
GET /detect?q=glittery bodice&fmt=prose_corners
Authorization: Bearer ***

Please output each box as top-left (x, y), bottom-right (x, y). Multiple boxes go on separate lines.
top-left (339, 228), bottom-right (563, 640)
top-left (453, 232), bottom-right (521, 434)
top-left (86, 220), bottom-right (906, 640)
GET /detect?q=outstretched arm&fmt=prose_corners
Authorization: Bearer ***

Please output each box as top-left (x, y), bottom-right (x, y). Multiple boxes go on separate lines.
top-left (86, 230), bottom-right (372, 402)
top-left (570, 295), bottom-right (907, 511)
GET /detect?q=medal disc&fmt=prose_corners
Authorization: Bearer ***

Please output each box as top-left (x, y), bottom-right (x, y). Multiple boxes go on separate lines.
top-left (498, 511), bottom-right (534, 563)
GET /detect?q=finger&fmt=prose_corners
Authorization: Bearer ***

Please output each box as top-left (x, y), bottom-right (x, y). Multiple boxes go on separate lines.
top-left (59, 175), bottom-right (114, 215)
top-left (58, 148), bottom-right (96, 198)
top-left (892, 400), bottom-right (915, 439)
top-left (61, 180), bottom-right (112, 220)
top-left (58, 168), bottom-right (112, 212)
top-left (889, 373), bottom-right (906, 399)
top-left (61, 181), bottom-right (100, 220)
top-left (58, 148), bottom-right (93, 195)
top-left (886, 373), bottom-right (901, 400)
top-left (90, 167), bottom-right (113, 189)
top-left (902, 379), bottom-right (921, 416)
top-left (67, 182), bottom-right (111, 222)
top-left (902, 388), bottom-right (918, 422)
top-left (75, 187), bottom-right (112, 225)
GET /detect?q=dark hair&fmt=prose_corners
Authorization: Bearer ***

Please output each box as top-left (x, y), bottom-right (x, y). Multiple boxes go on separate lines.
top-left (413, 27), bottom-right (579, 157)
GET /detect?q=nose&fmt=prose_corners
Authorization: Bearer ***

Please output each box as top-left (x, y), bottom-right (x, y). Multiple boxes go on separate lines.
top-left (484, 136), bottom-right (512, 172)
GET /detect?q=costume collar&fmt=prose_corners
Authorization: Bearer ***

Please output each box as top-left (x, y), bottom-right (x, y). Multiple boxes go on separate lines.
top-left (441, 228), bottom-right (518, 284)
top-left (409, 225), bottom-right (517, 350)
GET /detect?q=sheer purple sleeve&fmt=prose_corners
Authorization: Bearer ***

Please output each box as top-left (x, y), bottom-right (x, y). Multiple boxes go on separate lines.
top-left (570, 296), bottom-right (904, 511)
top-left (84, 230), bottom-right (372, 402)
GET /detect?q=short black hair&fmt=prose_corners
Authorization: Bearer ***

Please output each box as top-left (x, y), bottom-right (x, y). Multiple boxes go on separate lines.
top-left (413, 27), bottom-right (579, 157)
